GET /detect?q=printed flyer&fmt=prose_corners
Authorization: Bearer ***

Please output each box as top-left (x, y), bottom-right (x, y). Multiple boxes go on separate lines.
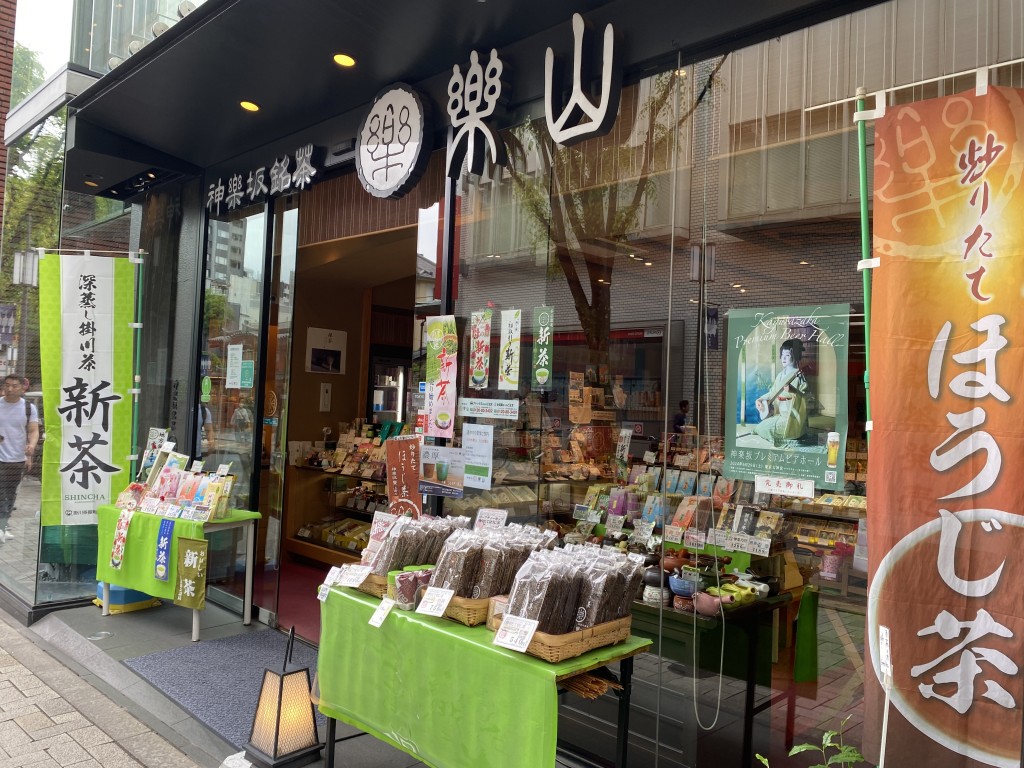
top-left (498, 309), bottom-right (521, 391)
top-left (418, 445), bottom-right (465, 498)
top-left (723, 303), bottom-right (849, 490)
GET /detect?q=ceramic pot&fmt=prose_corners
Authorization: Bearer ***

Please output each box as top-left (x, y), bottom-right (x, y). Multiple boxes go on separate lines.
top-left (643, 566), bottom-right (667, 587)
top-left (693, 590), bottom-right (735, 616)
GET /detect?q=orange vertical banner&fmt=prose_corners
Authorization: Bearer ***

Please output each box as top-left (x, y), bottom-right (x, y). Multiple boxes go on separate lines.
top-left (868, 87), bottom-right (1024, 766)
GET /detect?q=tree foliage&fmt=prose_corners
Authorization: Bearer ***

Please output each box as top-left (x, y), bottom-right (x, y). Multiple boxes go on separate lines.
top-left (505, 58), bottom-right (727, 360)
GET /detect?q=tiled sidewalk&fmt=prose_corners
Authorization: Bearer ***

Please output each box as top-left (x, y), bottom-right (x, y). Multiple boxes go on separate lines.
top-left (0, 608), bottom-right (201, 768)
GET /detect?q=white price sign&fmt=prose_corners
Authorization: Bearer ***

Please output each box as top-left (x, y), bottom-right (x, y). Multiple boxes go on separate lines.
top-left (879, 625), bottom-right (893, 677)
top-left (324, 566), bottom-right (344, 586)
top-left (369, 598), bottom-right (396, 627)
top-left (474, 508), bottom-right (508, 530)
top-left (493, 614), bottom-right (539, 653)
top-left (643, 451), bottom-right (657, 464)
top-left (683, 529), bottom-right (707, 549)
top-left (628, 552), bottom-right (645, 564)
top-left (754, 474), bottom-right (815, 498)
top-left (339, 565), bottom-right (372, 588)
top-left (631, 521), bottom-right (655, 544)
top-left (664, 525), bottom-right (683, 544)
top-left (605, 515), bottom-right (625, 534)
top-left (317, 584), bottom-right (331, 602)
top-left (416, 587), bottom-right (455, 617)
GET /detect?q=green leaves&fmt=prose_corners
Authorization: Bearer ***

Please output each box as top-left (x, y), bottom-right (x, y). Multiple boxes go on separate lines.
top-left (758, 716), bottom-right (863, 767)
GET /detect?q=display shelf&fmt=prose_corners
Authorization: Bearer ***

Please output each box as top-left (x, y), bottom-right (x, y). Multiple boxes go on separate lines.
top-left (284, 536), bottom-right (362, 567)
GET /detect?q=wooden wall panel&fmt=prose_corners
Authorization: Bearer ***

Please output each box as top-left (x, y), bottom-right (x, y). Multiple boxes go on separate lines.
top-left (298, 152), bottom-right (446, 246)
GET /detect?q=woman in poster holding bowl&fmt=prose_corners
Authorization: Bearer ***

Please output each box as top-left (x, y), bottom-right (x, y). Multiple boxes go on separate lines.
top-left (753, 338), bottom-right (808, 446)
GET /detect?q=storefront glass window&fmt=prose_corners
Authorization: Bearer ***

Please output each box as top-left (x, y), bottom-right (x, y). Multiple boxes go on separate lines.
top-left (11, 3), bottom-right (73, 110)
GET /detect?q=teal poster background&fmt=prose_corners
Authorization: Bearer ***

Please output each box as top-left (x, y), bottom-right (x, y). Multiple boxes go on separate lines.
top-left (723, 303), bottom-right (850, 491)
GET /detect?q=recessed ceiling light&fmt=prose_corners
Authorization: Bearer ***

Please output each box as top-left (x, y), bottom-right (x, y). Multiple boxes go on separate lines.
top-left (644, 261), bottom-right (653, 266)
top-left (598, 278), bottom-right (605, 283)
top-left (240, 100), bottom-right (260, 112)
top-left (732, 283), bottom-right (742, 288)
top-left (146, 172), bottom-right (156, 179)
top-left (799, 260), bottom-right (809, 265)
top-left (740, 288), bottom-right (747, 293)
top-left (84, 181), bottom-right (98, 188)
top-left (629, 253), bottom-right (635, 259)
top-left (333, 53), bottom-right (356, 67)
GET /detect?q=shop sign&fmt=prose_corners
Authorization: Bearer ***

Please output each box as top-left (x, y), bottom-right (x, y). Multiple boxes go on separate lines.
top-left (867, 86), bottom-right (1024, 766)
top-left (468, 309), bottom-right (493, 389)
top-left (424, 315), bottom-right (458, 438)
top-left (497, 309), bottom-right (521, 391)
top-left (531, 306), bottom-right (554, 390)
top-left (457, 398), bottom-right (519, 420)
top-left (43, 254), bottom-right (134, 526)
top-left (544, 14), bottom-right (622, 146)
top-left (445, 49), bottom-right (507, 178)
top-left (205, 143), bottom-right (320, 216)
top-left (356, 83), bottom-right (432, 199)
top-left (723, 303), bottom-right (850, 490)
top-left (385, 434), bottom-right (423, 518)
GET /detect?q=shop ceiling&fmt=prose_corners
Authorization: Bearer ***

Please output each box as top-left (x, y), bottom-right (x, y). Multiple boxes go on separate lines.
top-left (66, 0), bottom-right (886, 198)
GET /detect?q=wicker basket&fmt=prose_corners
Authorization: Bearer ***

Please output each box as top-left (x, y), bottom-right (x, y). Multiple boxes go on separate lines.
top-left (487, 614), bottom-right (632, 663)
top-left (444, 596), bottom-right (491, 626)
top-left (356, 573), bottom-right (388, 599)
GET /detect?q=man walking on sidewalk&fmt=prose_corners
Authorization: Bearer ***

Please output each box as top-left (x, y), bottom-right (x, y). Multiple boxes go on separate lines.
top-left (0, 375), bottom-right (38, 541)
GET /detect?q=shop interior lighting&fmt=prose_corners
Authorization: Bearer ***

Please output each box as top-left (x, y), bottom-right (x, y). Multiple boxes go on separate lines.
top-left (740, 288), bottom-right (747, 293)
top-left (333, 53), bottom-right (356, 67)
top-left (84, 181), bottom-right (98, 188)
top-left (732, 283), bottom-right (742, 288)
top-left (644, 261), bottom-right (652, 266)
top-left (799, 260), bottom-right (810, 265)
top-left (240, 101), bottom-right (261, 112)
top-left (245, 628), bottom-right (321, 768)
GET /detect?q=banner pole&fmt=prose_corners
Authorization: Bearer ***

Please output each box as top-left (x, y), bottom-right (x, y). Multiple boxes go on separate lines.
top-left (855, 86), bottom-right (873, 447)
top-left (130, 251), bottom-right (145, 481)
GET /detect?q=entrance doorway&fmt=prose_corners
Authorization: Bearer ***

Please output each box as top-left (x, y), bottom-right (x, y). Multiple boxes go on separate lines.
top-left (275, 226), bottom-right (424, 642)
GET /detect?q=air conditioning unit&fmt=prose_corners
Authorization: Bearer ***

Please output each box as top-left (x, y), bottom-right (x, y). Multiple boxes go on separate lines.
top-left (178, 0), bottom-right (196, 17)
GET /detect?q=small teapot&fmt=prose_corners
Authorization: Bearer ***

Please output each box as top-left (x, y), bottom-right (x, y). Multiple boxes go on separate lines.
top-left (693, 590), bottom-right (735, 616)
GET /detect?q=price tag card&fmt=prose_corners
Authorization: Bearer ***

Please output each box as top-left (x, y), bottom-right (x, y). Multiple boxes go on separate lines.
top-left (493, 614), bottom-right (539, 653)
top-left (317, 584), bottom-right (331, 602)
top-left (879, 625), bottom-right (893, 677)
top-left (631, 520), bottom-right (655, 544)
top-left (664, 524), bottom-right (683, 544)
top-left (416, 587), bottom-right (455, 617)
top-left (673, 453), bottom-right (688, 467)
top-left (190, 460), bottom-right (204, 472)
top-left (643, 451), bottom-right (657, 464)
top-left (745, 537), bottom-right (772, 556)
top-left (683, 529), bottom-right (707, 549)
top-left (339, 565), bottom-right (372, 588)
top-left (572, 503), bottom-right (591, 521)
top-left (369, 598), bottom-right (396, 627)
top-left (602, 544), bottom-right (620, 552)
top-left (324, 566), bottom-right (343, 586)
top-left (576, 522), bottom-right (596, 538)
top-left (605, 514), bottom-right (625, 534)
top-left (216, 463), bottom-right (231, 476)
top-left (474, 508), bottom-right (508, 530)
top-left (628, 552), bottom-right (646, 564)
top-left (587, 509), bottom-right (603, 523)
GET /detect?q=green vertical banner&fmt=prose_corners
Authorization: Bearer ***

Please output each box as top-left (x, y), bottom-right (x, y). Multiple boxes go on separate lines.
top-left (723, 303), bottom-right (849, 491)
top-left (424, 315), bottom-right (457, 439)
top-left (531, 306), bottom-right (553, 391)
top-left (39, 253), bottom-right (136, 527)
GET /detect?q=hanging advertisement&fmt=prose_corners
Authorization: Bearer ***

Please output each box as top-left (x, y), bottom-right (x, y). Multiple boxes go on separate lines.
top-left (40, 253), bottom-right (135, 526)
top-left (531, 306), bottom-right (553, 390)
top-left (497, 309), bottom-right (521, 391)
top-left (468, 309), bottom-right (492, 389)
top-left (866, 86), bottom-right (1024, 768)
top-left (723, 303), bottom-right (849, 491)
top-left (385, 434), bottom-right (423, 518)
top-left (424, 315), bottom-right (458, 439)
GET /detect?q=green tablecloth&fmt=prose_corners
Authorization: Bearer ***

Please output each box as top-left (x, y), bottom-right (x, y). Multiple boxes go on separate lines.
top-left (318, 587), bottom-right (651, 768)
top-left (95, 503), bottom-right (260, 600)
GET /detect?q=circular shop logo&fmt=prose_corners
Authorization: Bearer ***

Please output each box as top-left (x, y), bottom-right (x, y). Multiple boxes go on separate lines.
top-left (356, 83), bottom-right (432, 199)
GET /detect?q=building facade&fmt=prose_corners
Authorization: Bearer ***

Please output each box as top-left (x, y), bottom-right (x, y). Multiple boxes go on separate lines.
top-left (2, 0), bottom-right (1023, 765)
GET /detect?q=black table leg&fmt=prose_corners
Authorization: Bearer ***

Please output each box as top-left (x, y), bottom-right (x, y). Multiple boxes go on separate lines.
top-left (615, 657), bottom-right (634, 768)
top-left (325, 716), bottom-right (336, 768)
top-left (742, 617), bottom-right (757, 768)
